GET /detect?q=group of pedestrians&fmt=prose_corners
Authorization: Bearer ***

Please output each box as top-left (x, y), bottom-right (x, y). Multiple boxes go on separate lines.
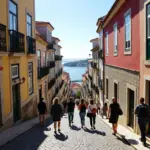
top-left (37, 96), bottom-right (150, 147)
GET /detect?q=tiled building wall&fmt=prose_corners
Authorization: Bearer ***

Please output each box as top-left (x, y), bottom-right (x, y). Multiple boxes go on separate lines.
top-left (105, 65), bottom-right (140, 128)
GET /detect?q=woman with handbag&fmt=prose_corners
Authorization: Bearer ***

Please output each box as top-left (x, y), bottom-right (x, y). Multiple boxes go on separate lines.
top-left (87, 100), bottom-right (97, 130)
top-left (51, 97), bottom-right (63, 134)
top-left (108, 97), bottom-right (123, 135)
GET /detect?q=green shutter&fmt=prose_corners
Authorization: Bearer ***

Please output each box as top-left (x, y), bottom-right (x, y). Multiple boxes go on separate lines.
top-left (147, 38), bottom-right (150, 60)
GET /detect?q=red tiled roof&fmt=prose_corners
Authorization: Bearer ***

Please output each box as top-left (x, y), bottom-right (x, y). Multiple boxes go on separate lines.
top-left (90, 38), bottom-right (99, 42)
top-left (58, 45), bottom-right (62, 48)
top-left (96, 16), bottom-right (106, 26)
top-left (71, 83), bottom-right (81, 88)
top-left (36, 30), bottom-right (48, 44)
top-left (36, 21), bottom-right (54, 30)
top-left (53, 37), bottom-right (60, 42)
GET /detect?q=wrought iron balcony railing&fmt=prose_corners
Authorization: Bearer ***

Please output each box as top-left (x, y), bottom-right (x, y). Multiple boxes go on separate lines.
top-left (47, 43), bottom-right (56, 50)
top-left (98, 50), bottom-right (103, 59)
top-left (48, 78), bottom-right (56, 89)
top-left (27, 36), bottom-right (36, 54)
top-left (59, 80), bottom-right (64, 89)
top-left (47, 61), bottom-right (55, 68)
top-left (38, 67), bottom-right (49, 79)
top-left (0, 24), bottom-right (7, 51)
top-left (55, 87), bottom-right (59, 95)
top-left (55, 55), bottom-right (63, 61)
top-left (9, 30), bottom-right (25, 53)
top-left (88, 74), bottom-right (92, 80)
top-left (98, 78), bottom-right (103, 90)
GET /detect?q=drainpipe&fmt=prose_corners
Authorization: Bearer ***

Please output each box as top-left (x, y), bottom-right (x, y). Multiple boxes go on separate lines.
top-left (102, 30), bottom-right (105, 107)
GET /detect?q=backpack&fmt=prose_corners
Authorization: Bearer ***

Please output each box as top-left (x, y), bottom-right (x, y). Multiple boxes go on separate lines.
top-left (80, 105), bottom-right (86, 112)
top-left (138, 104), bottom-right (149, 118)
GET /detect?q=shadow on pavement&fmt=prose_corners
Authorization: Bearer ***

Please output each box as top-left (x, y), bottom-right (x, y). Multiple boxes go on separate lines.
top-left (54, 132), bottom-right (68, 141)
top-left (70, 125), bottom-right (81, 131)
top-left (83, 128), bottom-right (106, 136)
top-left (127, 139), bottom-right (139, 145)
top-left (115, 136), bottom-right (131, 146)
top-left (0, 118), bottom-right (53, 150)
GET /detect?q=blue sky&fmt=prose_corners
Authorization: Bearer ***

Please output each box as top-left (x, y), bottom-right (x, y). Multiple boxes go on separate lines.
top-left (35, 0), bottom-right (115, 59)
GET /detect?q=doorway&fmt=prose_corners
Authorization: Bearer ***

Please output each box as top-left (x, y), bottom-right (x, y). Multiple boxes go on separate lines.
top-left (39, 86), bottom-right (42, 101)
top-left (12, 84), bottom-right (21, 123)
top-left (0, 88), bottom-right (2, 126)
top-left (114, 83), bottom-right (118, 100)
top-left (127, 88), bottom-right (135, 129)
top-left (145, 80), bottom-right (150, 134)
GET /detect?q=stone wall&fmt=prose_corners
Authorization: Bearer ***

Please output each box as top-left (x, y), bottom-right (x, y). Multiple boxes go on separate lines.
top-left (105, 65), bottom-right (140, 131)
top-left (21, 95), bottom-right (38, 121)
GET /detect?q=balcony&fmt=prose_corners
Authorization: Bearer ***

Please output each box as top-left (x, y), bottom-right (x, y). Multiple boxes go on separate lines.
top-left (27, 36), bottom-right (36, 54)
top-left (58, 69), bottom-right (63, 76)
top-left (59, 80), bottom-right (64, 89)
top-left (88, 74), bottom-right (92, 80)
top-left (0, 24), bottom-right (7, 51)
top-left (47, 43), bottom-right (56, 51)
top-left (92, 84), bottom-right (99, 94)
top-left (47, 61), bottom-right (55, 68)
top-left (56, 69), bottom-right (63, 79)
top-left (98, 50), bottom-right (103, 59)
top-left (38, 67), bottom-right (49, 79)
top-left (91, 62), bottom-right (97, 69)
top-left (55, 87), bottom-right (59, 95)
top-left (9, 30), bottom-right (25, 53)
top-left (99, 78), bottom-right (103, 90)
top-left (55, 55), bottom-right (63, 61)
top-left (48, 78), bottom-right (56, 89)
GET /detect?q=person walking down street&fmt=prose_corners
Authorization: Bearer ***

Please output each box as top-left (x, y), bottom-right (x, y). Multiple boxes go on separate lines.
top-left (108, 97), bottom-right (123, 136)
top-left (67, 97), bottom-right (75, 126)
top-left (135, 97), bottom-right (149, 147)
top-left (62, 100), bottom-right (67, 114)
top-left (51, 97), bottom-right (63, 134)
top-left (102, 103), bottom-right (108, 119)
top-left (97, 102), bottom-right (101, 114)
top-left (87, 100), bottom-right (97, 130)
top-left (37, 98), bottom-right (47, 126)
top-left (78, 99), bottom-right (87, 128)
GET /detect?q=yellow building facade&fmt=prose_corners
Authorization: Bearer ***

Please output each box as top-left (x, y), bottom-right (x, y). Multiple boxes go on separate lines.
top-left (0, 0), bottom-right (38, 131)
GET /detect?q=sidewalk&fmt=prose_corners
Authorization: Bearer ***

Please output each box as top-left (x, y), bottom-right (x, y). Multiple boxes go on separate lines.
top-left (0, 114), bottom-right (50, 147)
top-left (98, 115), bottom-right (150, 150)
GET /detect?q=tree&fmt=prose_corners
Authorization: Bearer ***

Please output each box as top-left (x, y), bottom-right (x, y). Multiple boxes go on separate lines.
top-left (76, 90), bottom-right (81, 98)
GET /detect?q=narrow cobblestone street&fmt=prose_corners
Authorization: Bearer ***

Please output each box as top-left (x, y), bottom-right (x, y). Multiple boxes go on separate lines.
top-left (0, 109), bottom-right (134, 150)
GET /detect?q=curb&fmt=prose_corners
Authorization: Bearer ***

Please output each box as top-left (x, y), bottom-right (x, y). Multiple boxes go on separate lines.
top-left (97, 115), bottom-right (137, 150)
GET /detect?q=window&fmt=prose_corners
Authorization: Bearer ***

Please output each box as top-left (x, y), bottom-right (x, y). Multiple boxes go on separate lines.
top-left (114, 23), bottom-right (118, 54)
top-left (146, 4), bottom-right (150, 60)
top-left (105, 32), bottom-right (108, 56)
top-left (9, 0), bottom-right (17, 30)
top-left (44, 81), bottom-right (47, 99)
top-left (37, 50), bottom-right (41, 68)
top-left (28, 62), bottom-right (33, 95)
top-left (11, 64), bottom-right (19, 79)
top-left (106, 78), bottom-right (108, 99)
top-left (124, 9), bottom-right (131, 51)
top-left (114, 82), bottom-right (118, 99)
top-left (99, 32), bottom-right (103, 50)
top-left (43, 52), bottom-right (46, 66)
top-left (26, 14), bottom-right (32, 37)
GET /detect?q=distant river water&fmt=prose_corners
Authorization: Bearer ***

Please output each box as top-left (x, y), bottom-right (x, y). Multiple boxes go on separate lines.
top-left (63, 59), bottom-right (87, 83)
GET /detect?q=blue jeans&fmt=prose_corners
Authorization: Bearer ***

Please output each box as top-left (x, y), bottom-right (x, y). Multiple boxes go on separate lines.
top-left (68, 112), bottom-right (74, 124)
top-left (138, 119), bottom-right (148, 143)
top-left (79, 112), bottom-right (86, 126)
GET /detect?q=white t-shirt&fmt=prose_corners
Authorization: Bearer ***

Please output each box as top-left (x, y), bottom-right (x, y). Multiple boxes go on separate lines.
top-left (88, 104), bottom-right (97, 113)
